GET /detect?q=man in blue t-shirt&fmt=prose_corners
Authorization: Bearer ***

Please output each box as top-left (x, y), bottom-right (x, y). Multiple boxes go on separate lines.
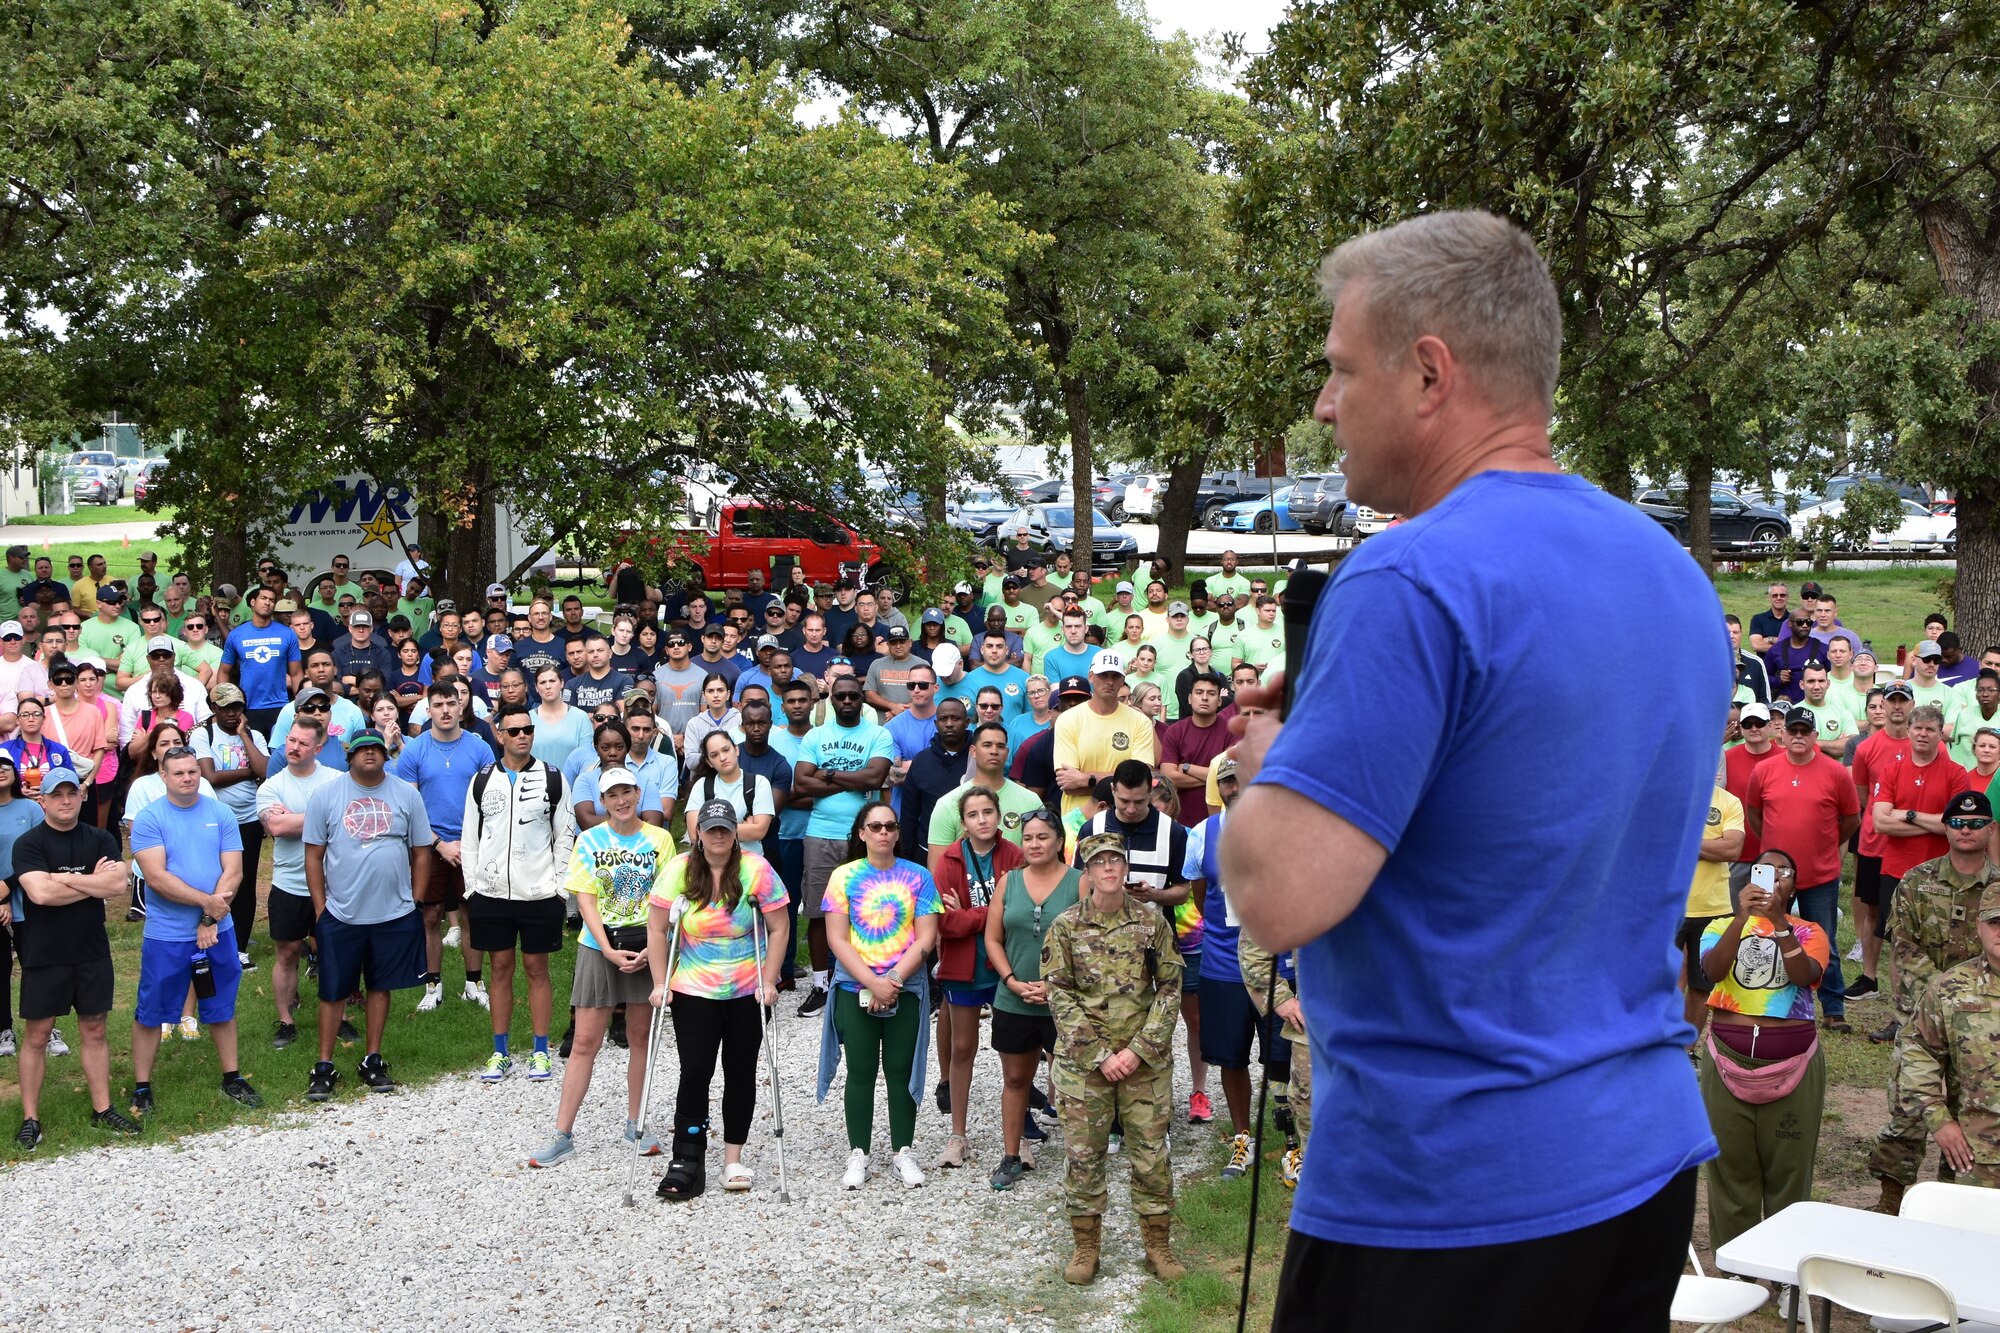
top-left (221, 585), bottom-right (303, 734)
top-left (393, 682), bottom-right (495, 1014)
top-left (788, 677), bottom-right (895, 1015)
top-left (128, 748), bottom-right (258, 1115)
top-left (1222, 213), bottom-right (1719, 1329)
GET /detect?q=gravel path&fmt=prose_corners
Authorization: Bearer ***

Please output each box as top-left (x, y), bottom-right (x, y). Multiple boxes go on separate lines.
top-left (0, 1004), bottom-right (1213, 1331)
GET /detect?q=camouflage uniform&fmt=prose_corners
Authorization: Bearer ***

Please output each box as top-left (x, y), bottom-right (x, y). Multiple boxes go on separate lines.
top-left (1239, 933), bottom-right (1312, 1143)
top-left (1868, 854), bottom-right (2000, 1186)
top-left (1903, 954), bottom-right (2000, 1187)
top-left (1043, 893), bottom-right (1182, 1218)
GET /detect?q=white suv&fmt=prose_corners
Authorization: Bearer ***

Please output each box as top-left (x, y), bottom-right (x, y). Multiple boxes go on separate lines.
top-left (1122, 473), bottom-right (1166, 521)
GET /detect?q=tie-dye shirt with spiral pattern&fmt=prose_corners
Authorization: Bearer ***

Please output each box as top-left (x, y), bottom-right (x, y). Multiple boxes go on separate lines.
top-left (821, 857), bottom-right (942, 983)
top-left (649, 851), bottom-right (787, 1000)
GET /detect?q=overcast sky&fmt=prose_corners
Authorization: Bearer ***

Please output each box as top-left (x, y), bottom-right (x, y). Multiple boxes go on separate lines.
top-left (1143, 0), bottom-right (1293, 57)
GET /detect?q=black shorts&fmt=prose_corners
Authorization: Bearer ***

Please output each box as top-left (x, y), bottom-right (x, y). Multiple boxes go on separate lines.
top-left (466, 894), bottom-right (565, 955)
top-left (990, 1007), bottom-right (1057, 1056)
top-left (316, 910), bottom-right (426, 1001)
top-left (20, 955), bottom-right (115, 1021)
top-left (1876, 875), bottom-right (1901, 939)
top-left (1853, 854), bottom-right (1887, 907)
top-left (268, 890), bottom-right (317, 944)
top-left (1199, 971), bottom-right (1291, 1072)
top-left (1678, 915), bottom-right (1723, 994)
top-left (419, 858), bottom-right (467, 909)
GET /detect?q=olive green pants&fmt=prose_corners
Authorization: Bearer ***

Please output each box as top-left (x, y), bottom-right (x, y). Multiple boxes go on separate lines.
top-left (1699, 1036), bottom-right (1826, 1252)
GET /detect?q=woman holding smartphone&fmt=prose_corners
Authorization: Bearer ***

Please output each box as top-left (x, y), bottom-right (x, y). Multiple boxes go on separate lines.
top-left (814, 799), bottom-right (940, 1191)
top-left (931, 786), bottom-right (1025, 1169)
top-left (1697, 847), bottom-right (1828, 1250)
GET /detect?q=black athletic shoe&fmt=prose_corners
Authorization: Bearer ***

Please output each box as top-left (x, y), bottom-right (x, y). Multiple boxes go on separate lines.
top-left (92, 1107), bottom-right (142, 1135)
top-left (14, 1118), bottom-right (42, 1150)
top-left (337, 1019), bottom-right (360, 1044)
top-left (358, 1054), bottom-right (396, 1093)
top-left (1847, 974), bottom-right (1879, 998)
top-left (1021, 1110), bottom-right (1048, 1143)
top-left (124, 906), bottom-right (146, 923)
top-left (798, 986), bottom-right (827, 1017)
top-left (221, 1075), bottom-right (263, 1109)
top-left (608, 1009), bottom-right (629, 1050)
top-left (306, 1062), bottom-right (338, 1102)
top-left (935, 1079), bottom-right (951, 1113)
top-left (129, 1086), bottom-right (154, 1117)
top-left (559, 1025), bottom-right (575, 1059)
top-left (273, 1021), bottom-right (298, 1051)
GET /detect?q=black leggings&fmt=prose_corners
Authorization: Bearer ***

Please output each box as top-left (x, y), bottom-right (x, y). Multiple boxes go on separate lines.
top-left (0, 917), bottom-right (13, 1032)
top-left (231, 820), bottom-right (265, 945)
top-left (669, 992), bottom-right (763, 1145)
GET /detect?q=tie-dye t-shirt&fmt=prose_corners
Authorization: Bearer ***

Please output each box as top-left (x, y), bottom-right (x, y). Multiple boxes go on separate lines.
top-left (821, 857), bottom-right (942, 984)
top-left (1700, 914), bottom-right (1829, 1020)
top-left (649, 851), bottom-right (787, 1000)
top-left (566, 822), bottom-right (676, 952)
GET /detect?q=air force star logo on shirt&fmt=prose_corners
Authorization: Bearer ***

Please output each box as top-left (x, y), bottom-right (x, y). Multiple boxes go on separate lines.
top-left (246, 643), bottom-right (281, 665)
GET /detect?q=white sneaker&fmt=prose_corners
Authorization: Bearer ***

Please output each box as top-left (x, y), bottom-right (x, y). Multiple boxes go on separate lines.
top-left (415, 982), bottom-right (444, 1013)
top-left (443, 925), bottom-right (461, 950)
top-left (891, 1147), bottom-right (925, 1188)
top-left (46, 1027), bottom-right (70, 1057)
top-left (462, 980), bottom-right (489, 1011)
top-left (842, 1148), bottom-right (869, 1190)
top-left (1846, 942), bottom-right (1864, 962)
top-left (0, 1028), bottom-right (14, 1057)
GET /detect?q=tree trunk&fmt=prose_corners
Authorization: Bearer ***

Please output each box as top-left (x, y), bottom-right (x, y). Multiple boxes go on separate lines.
top-left (1686, 449), bottom-right (1715, 577)
top-left (1063, 373), bottom-right (1094, 573)
top-left (1153, 446), bottom-right (1211, 587)
top-left (1956, 484), bottom-right (1999, 651)
top-left (208, 523), bottom-right (251, 594)
top-left (438, 471), bottom-right (495, 610)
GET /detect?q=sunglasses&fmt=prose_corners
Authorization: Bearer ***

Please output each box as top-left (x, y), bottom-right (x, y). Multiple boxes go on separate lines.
top-left (831, 693), bottom-right (864, 703)
top-left (299, 700), bottom-right (330, 712)
top-left (910, 681), bottom-right (935, 690)
top-left (1945, 817), bottom-right (1994, 831)
top-left (1740, 718), bottom-right (1769, 728)
top-left (861, 821), bottom-right (900, 833)
top-left (163, 745), bottom-right (197, 761)
top-left (499, 725), bottom-right (535, 737)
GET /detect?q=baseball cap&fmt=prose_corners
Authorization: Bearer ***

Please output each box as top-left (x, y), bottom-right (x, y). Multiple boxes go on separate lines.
top-left (932, 643), bottom-right (962, 677)
top-left (387, 615), bottom-right (411, 631)
top-left (1168, 601), bottom-right (1189, 617)
top-left (486, 583), bottom-right (509, 598)
top-left (1801, 580), bottom-right (1824, 597)
top-left (1025, 553), bottom-right (1047, 568)
top-left (147, 635), bottom-right (175, 656)
top-left (1739, 701), bottom-right (1772, 723)
top-left (1090, 648), bottom-right (1125, 677)
top-left (3, 545), bottom-right (25, 559)
top-left (1883, 681), bottom-right (1916, 700)
top-left (886, 625), bottom-right (911, 641)
top-left (600, 766), bottom-right (639, 792)
top-left (697, 799), bottom-right (739, 833)
top-left (1783, 705), bottom-right (1817, 731)
top-left (296, 684), bottom-right (330, 705)
top-left (1914, 640), bottom-right (1942, 659)
top-left (484, 633), bottom-right (513, 655)
top-left (41, 766), bottom-right (82, 793)
top-left (1947, 791), bottom-right (1993, 821)
top-left (1115, 581), bottom-right (1134, 595)
top-left (921, 608), bottom-right (944, 626)
top-left (1057, 674), bottom-right (1092, 699)
top-left (275, 599), bottom-right (297, 613)
top-left (98, 583), bottom-right (126, 602)
top-left (953, 582), bottom-right (973, 596)
top-left (756, 633), bottom-right (782, 651)
top-left (1981, 882), bottom-right (2000, 924)
top-left (210, 683), bottom-right (246, 708)
top-left (349, 610), bottom-right (373, 626)
top-left (0, 621), bottom-right (21, 640)
top-left (1001, 575), bottom-right (1022, 589)
top-left (700, 622), bottom-right (725, 638)
top-left (344, 729), bottom-right (388, 755)
top-left (1077, 832), bottom-right (1127, 866)
top-left (1213, 754), bottom-right (1240, 783)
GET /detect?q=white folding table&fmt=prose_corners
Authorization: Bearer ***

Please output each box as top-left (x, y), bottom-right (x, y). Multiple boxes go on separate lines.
top-left (1716, 1201), bottom-right (2000, 1331)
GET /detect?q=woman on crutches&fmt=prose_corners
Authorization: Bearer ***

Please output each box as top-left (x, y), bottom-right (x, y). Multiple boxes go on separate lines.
top-left (647, 799), bottom-right (788, 1199)
top-left (526, 769), bottom-right (674, 1169)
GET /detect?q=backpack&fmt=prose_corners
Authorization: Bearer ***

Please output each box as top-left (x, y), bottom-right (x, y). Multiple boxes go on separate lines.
top-left (471, 761), bottom-right (563, 839)
top-left (697, 769), bottom-right (765, 821)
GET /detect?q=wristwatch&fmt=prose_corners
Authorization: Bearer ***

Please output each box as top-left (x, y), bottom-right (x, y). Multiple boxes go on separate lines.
top-left (1903, 808), bottom-right (1919, 825)
top-left (199, 914), bottom-right (219, 927)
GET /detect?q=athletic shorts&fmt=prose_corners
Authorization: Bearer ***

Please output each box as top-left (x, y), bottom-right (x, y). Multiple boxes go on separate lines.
top-left (802, 836), bottom-right (847, 920)
top-left (1180, 947), bottom-right (1201, 994)
top-left (268, 889), bottom-right (316, 945)
top-left (1853, 854), bottom-right (1887, 908)
top-left (19, 955), bottom-right (115, 1021)
top-left (419, 857), bottom-right (467, 909)
top-left (1678, 915), bottom-right (1724, 995)
top-left (943, 982), bottom-right (996, 1008)
top-left (316, 910), bottom-right (426, 1001)
top-left (569, 944), bottom-right (656, 1009)
top-left (136, 930), bottom-right (243, 1027)
top-left (1198, 970), bottom-right (1291, 1072)
top-left (467, 894), bottom-right (565, 955)
top-left (990, 1007), bottom-right (1056, 1056)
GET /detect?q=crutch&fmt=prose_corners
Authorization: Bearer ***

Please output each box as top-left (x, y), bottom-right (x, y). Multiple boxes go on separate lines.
top-left (623, 903), bottom-right (685, 1207)
top-left (750, 907), bottom-right (792, 1203)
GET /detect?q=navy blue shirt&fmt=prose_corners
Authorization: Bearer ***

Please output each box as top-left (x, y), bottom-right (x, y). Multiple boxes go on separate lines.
top-left (1254, 471), bottom-right (1721, 1248)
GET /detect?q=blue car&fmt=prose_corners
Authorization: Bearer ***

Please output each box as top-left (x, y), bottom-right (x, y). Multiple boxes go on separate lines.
top-left (1209, 485), bottom-right (1301, 533)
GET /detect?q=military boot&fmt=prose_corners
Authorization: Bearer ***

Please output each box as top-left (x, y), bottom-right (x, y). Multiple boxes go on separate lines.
top-left (1871, 1176), bottom-right (1905, 1215)
top-left (1064, 1215), bottom-right (1101, 1284)
top-left (1141, 1214), bottom-right (1186, 1280)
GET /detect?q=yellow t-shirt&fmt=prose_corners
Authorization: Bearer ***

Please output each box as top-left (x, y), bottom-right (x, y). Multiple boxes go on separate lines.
top-left (1685, 785), bottom-right (1744, 919)
top-left (1052, 702), bottom-right (1157, 820)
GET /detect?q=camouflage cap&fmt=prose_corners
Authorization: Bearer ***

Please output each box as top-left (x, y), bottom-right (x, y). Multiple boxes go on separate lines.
top-left (1981, 881), bottom-right (2000, 924)
top-left (1077, 832), bottom-right (1127, 866)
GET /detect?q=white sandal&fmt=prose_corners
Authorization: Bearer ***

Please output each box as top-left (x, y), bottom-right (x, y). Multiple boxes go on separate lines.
top-left (723, 1162), bottom-right (754, 1191)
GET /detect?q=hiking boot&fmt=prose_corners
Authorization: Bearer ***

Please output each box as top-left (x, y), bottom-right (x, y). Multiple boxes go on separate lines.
top-left (273, 1021), bottom-right (298, 1050)
top-left (92, 1106), bottom-right (142, 1135)
top-left (1871, 1177), bottom-right (1906, 1215)
top-left (1222, 1132), bottom-right (1254, 1179)
top-left (1141, 1214), bottom-right (1186, 1280)
top-left (221, 1075), bottom-right (263, 1109)
top-left (1064, 1215), bottom-right (1101, 1284)
top-left (358, 1053), bottom-right (396, 1092)
top-left (306, 1062), bottom-right (339, 1102)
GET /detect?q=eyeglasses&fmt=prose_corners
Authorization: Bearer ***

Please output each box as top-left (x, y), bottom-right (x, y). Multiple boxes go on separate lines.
top-left (1946, 817), bottom-right (1994, 831)
top-left (499, 725), bottom-right (535, 737)
top-left (861, 821), bottom-right (900, 833)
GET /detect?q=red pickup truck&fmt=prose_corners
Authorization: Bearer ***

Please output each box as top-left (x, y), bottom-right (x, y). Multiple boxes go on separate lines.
top-left (669, 503), bottom-right (883, 590)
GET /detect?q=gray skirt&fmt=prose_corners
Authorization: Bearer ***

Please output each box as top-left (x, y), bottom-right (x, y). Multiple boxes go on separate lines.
top-left (570, 945), bottom-right (657, 1009)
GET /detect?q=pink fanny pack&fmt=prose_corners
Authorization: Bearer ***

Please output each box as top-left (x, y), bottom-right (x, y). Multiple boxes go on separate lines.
top-left (1706, 1029), bottom-right (1817, 1103)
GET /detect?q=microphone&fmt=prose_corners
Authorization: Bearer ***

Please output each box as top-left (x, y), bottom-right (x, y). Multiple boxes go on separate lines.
top-left (1279, 565), bottom-right (1328, 720)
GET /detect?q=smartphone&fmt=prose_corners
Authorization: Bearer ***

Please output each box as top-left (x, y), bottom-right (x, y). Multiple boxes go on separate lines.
top-left (1750, 864), bottom-right (1777, 893)
top-left (870, 996), bottom-right (900, 1019)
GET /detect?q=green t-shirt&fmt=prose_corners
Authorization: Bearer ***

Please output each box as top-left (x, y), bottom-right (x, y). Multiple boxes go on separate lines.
top-left (1023, 622), bottom-right (1062, 675)
top-left (1230, 623), bottom-right (1286, 670)
top-left (185, 640), bottom-right (224, 675)
top-left (1095, 602), bottom-right (1140, 638)
top-left (1205, 572), bottom-right (1253, 603)
top-left (927, 777), bottom-right (1048, 849)
top-left (1910, 679), bottom-right (1962, 729)
top-left (118, 636), bottom-right (203, 683)
top-left (1149, 630), bottom-right (1197, 686)
top-left (1820, 674), bottom-right (1869, 725)
top-left (1948, 702), bottom-right (2000, 768)
top-left (1801, 694), bottom-right (1853, 748)
top-left (0, 568), bottom-right (32, 621)
top-left (79, 617), bottom-right (138, 696)
top-left (1045, 570), bottom-right (1073, 592)
top-left (396, 597), bottom-right (434, 628)
top-left (330, 580), bottom-right (367, 603)
top-left (999, 602), bottom-right (1036, 634)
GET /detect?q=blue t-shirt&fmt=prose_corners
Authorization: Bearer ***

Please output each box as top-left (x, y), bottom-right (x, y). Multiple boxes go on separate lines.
top-left (1004, 710), bottom-right (1049, 755)
top-left (303, 772), bottom-right (436, 925)
top-left (391, 730), bottom-right (495, 841)
top-left (1184, 811), bottom-right (1294, 986)
top-left (131, 793), bottom-right (245, 942)
top-left (0, 797), bottom-right (46, 923)
top-left (799, 718), bottom-right (897, 840)
top-left (1254, 471), bottom-right (1723, 1248)
top-left (1041, 644), bottom-right (1096, 684)
top-left (768, 729), bottom-right (812, 841)
top-left (221, 621), bottom-right (302, 709)
top-left (958, 665), bottom-right (1030, 720)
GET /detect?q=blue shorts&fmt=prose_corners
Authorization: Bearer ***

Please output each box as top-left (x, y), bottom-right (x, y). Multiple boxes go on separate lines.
top-left (1181, 947), bottom-right (1201, 994)
top-left (316, 910), bottom-right (426, 1001)
top-left (136, 929), bottom-right (243, 1027)
top-left (1198, 970), bottom-right (1292, 1072)
top-left (944, 983), bottom-right (997, 1008)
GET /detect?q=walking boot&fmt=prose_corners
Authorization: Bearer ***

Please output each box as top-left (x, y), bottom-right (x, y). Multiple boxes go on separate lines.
top-left (1870, 1176), bottom-right (1905, 1215)
top-left (656, 1124), bottom-right (708, 1201)
top-left (1141, 1213), bottom-right (1186, 1281)
top-left (1064, 1215), bottom-right (1101, 1284)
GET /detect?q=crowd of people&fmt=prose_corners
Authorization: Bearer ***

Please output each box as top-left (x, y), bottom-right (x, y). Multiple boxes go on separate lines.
top-left (0, 538), bottom-right (1308, 1285)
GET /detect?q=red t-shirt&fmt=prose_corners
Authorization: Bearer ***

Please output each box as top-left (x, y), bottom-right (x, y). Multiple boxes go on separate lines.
top-left (1159, 715), bottom-right (1233, 826)
top-left (1872, 751), bottom-right (1971, 879)
top-left (1746, 750), bottom-right (1861, 886)
top-left (1849, 729), bottom-right (1908, 859)
top-left (1723, 742), bottom-right (1786, 862)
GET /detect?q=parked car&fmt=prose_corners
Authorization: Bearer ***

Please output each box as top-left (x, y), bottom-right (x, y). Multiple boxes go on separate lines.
top-left (1822, 474), bottom-right (1930, 508)
top-left (1210, 483), bottom-right (1307, 534)
top-left (1193, 472), bottom-right (1291, 526)
top-left (662, 503), bottom-right (883, 589)
top-left (1296, 473), bottom-right (1351, 534)
top-left (1931, 499), bottom-right (1956, 518)
top-left (947, 488), bottom-right (1018, 543)
top-left (65, 465), bottom-right (120, 506)
top-left (133, 458), bottom-right (168, 504)
top-left (65, 451), bottom-right (127, 498)
top-left (1351, 504), bottom-right (1399, 535)
top-left (1788, 497), bottom-right (1955, 551)
top-left (994, 504), bottom-right (1139, 572)
top-left (1021, 476), bottom-right (1126, 522)
top-left (1122, 472), bottom-right (1167, 521)
top-left (1635, 487), bottom-right (1791, 548)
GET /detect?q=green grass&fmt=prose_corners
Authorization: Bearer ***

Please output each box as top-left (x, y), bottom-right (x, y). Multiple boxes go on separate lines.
top-left (1715, 567), bottom-right (1950, 660)
top-left (1, 850), bottom-right (574, 1159)
top-left (15, 505), bottom-right (171, 529)
top-left (29, 536), bottom-right (184, 589)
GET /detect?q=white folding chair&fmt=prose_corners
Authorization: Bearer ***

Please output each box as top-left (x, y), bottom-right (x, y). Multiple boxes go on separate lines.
top-left (1797, 1254), bottom-right (1958, 1333)
top-left (1881, 1185), bottom-right (2000, 1333)
top-left (1673, 1245), bottom-right (1769, 1331)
